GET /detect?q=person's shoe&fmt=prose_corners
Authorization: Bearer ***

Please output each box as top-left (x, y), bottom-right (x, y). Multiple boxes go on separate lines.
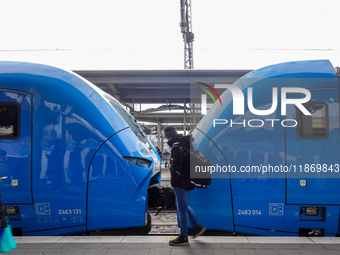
top-left (169, 235), bottom-right (189, 246)
top-left (193, 223), bottom-right (206, 239)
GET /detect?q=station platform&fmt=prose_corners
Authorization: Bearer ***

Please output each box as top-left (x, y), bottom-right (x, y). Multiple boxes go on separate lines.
top-left (12, 235), bottom-right (340, 255)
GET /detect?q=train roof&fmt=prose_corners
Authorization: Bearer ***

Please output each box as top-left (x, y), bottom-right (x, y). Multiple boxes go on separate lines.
top-left (0, 61), bottom-right (106, 96)
top-left (0, 61), bottom-right (130, 137)
top-left (244, 60), bottom-right (337, 79)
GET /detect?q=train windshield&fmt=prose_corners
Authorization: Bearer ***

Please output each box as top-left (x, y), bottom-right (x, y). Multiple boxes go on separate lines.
top-left (108, 99), bottom-right (147, 143)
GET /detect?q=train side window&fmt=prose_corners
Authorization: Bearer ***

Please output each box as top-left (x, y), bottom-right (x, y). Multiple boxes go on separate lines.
top-left (296, 102), bottom-right (328, 139)
top-left (0, 102), bottom-right (20, 139)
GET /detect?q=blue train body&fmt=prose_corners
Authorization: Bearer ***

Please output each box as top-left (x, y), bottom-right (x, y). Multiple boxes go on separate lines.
top-left (191, 60), bottom-right (340, 236)
top-left (0, 61), bottom-right (160, 235)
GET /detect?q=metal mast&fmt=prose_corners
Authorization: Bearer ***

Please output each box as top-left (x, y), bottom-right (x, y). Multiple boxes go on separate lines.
top-left (180, 0), bottom-right (194, 69)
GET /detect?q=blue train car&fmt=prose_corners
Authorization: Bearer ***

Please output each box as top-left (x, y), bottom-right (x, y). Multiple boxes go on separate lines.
top-left (0, 61), bottom-right (160, 235)
top-left (191, 60), bottom-right (340, 236)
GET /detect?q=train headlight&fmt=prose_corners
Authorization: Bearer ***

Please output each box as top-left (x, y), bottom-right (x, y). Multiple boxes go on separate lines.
top-left (123, 157), bottom-right (152, 169)
top-left (305, 207), bottom-right (318, 216)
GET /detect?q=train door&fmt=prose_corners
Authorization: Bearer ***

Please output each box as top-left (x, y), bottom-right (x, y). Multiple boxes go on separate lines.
top-left (0, 89), bottom-right (32, 204)
top-left (286, 88), bottom-right (340, 205)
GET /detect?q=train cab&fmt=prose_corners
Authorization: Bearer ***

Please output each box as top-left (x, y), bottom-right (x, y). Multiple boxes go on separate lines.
top-left (190, 60), bottom-right (340, 236)
top-left (0, 61), bottom-right (160, 235)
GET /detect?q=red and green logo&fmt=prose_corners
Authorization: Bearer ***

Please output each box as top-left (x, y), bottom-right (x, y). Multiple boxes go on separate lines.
top-left (197, 82), bottom-right (222, 106)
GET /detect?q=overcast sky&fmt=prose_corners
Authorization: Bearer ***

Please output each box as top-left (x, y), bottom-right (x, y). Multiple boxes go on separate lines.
top-left (0, 0), bottom-right (339, 70)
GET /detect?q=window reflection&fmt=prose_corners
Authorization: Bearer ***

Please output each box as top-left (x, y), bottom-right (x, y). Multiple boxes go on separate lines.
top-left (0, 103), bottom-right (20, 139)
top-left (297, 102), bottom-right (328, 139)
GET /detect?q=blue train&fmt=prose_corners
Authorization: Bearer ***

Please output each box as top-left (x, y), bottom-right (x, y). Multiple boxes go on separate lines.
top-left (0, 61), bottom-right (161, 235)
top-left (191, 59), bottom-right (340, 236)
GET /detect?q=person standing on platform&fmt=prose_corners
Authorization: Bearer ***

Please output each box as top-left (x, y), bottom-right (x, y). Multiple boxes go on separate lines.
top-left (163, 125), bottom-right (206, 246)
top-left (155, 146), bottom-right (162, 160)
top-left (0, 178), bottom-right (8, 240)
top-left (163, 149), bottom-right (170, 168)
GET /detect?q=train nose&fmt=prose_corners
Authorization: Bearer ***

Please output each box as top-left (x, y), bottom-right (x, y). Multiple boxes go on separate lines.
top-left (87, 127), bottom-right (154, 232)
top-left (190, 128), bottom-right (235, 233)
top-left (192, 127), bottom-right (230, 179)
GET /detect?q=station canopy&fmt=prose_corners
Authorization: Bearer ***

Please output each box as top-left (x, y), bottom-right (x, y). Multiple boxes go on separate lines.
top-left (74, 69), bottom-right (252, 132)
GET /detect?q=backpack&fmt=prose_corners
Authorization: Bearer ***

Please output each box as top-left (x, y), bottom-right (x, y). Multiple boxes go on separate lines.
top-left (173, 142), bottom-right (211, 189)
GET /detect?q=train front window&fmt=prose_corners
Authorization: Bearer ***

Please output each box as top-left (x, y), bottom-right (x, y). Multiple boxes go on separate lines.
top-left (0, 102), bottom-right (20, 139)
top-left (297, 102), bottom-right (328, 139)
top-left (108, 100), bottom-right (146, 142)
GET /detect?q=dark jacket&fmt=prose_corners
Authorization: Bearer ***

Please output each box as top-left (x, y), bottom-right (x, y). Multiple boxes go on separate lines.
top-left (0, 192), bottom-right (7, 230)
top-left (156, 149), bottom-right (162, 159)
top-left (168, 134), bottom-right (195, 190)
